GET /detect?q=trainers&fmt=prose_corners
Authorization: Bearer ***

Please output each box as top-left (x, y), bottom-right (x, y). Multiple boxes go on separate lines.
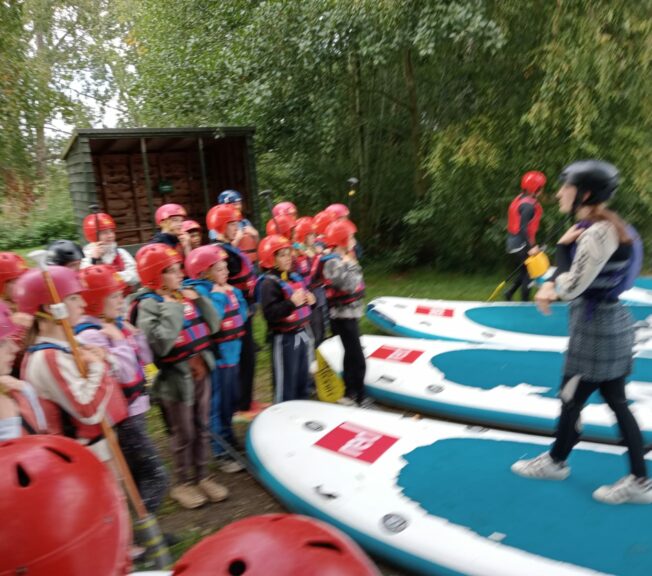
top-left (170, 483), bottom-right (207, 509)
top-left (198, 476), bottom-right (229, 502)
top-left (511, 452), bottom-right (570, 480)
top-left (336, 396), bottom-right (356, 407)
top-left (218, 458), bottom-right (245, 474)
top-left (593, 475), bottom-right (652, 505)
top-left (358, 397), bottom-right (376, 409)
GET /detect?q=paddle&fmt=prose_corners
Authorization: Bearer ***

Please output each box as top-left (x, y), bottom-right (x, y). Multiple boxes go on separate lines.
top-left (28, 249), bottom-right (172, 569)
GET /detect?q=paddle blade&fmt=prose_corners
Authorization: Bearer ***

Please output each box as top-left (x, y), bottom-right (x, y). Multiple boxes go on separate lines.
top-left (487, 281), bottom-right (506, 302)
top-left (314, 349), bottom-right (345, 402)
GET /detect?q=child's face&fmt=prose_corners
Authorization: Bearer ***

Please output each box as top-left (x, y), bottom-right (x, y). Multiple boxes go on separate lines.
top-left (63, 293), bottom-right (87, 326)
top-left (224, 221), bottom-right (239, 241)
top-left (188, 230), bottom-right (202, 249)
top-left (102, 290), bottom-right (124, 320)
top-left (162, 216), bottom-right (184, 236)
top-left (274, 248), bottom-right (292, 272)
top-left (304, 233), bottom-right (316, 247)
top-left (208, 260), bottom-right (229, 286)
top-left (162, 263), bottom-right (183, 291)
top-left (98, 228), bottom-right (116, 243)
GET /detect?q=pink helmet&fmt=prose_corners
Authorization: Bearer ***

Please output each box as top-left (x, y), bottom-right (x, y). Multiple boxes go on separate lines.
top-left (0, 300), bottom-right (18, 339)
top-left (182, 219), bottom-right (202, 234)
top-left (13, 267), bottom-right (82, 315)
top-left (325, 203), bottom-right (350, 219)
top-left (155, 203), bottom-right (187, 225)
top-left (185, 245), bottom-right (228, 279)
top-left (272, 201), bottom-right (298, 220)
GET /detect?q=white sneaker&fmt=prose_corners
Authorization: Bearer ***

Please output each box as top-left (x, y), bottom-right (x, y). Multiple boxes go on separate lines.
top-left (219, 459), bottom-right (245, 474)
top-left (336, 396), bottom-right (356, 407)
top-left (511, 452), bottom-right (570, 480)
top-left (593, 475), bottom-right (652, 505)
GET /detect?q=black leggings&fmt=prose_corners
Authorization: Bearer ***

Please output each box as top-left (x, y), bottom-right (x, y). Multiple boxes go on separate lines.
top-left (330, 318), bottom-right (366, 403)
top-left (505, 249), bottom-right (530, 302)
top-left (238, 316), bottom-right (256, 411)
top-left (550, 375), bottom-right (647, 478)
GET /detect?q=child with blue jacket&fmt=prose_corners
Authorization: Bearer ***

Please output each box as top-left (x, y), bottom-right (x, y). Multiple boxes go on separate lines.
top-left (184, 245), bottom-right (248, 473)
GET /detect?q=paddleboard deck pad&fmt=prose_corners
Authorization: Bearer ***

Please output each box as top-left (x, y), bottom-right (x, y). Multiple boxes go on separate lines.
top-left (366, 297), bottom-right (652, 351)
top-left (248, 400), bottom-right (652, 576)
top-left (318, 335), bottom-right (652, 445)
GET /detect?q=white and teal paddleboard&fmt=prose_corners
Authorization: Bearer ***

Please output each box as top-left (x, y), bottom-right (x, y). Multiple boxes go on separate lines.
top-left (318, 335), bottom-right (652, 445)
top-left (366, 297), bottom-right (652, 352)
top-left (247, 400), bottom-right (652, 576)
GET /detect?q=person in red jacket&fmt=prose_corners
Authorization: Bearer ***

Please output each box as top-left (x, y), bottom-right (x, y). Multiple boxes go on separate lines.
top-left (505, 170), bottom-right (546, 301)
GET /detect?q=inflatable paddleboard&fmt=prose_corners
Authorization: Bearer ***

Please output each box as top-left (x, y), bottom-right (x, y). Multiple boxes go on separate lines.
top-left (248, 401), bottom-right (652, 576)
top-left (366, 297), bottom-right (652, 351)
top-left (318, 335), bottom-right (652, 445)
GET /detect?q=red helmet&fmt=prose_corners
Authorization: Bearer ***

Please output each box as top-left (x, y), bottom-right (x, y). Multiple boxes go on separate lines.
top-left (521, 171), bottom-right (546, 195)
top-left (78, 265), bottom-right (126, 316)
top-left (185, 245), bottom-right (227, 279)
top-left (172, 514), bottom-right (379, 576)
top-left (313, 210), bottom-right (337, 235)
top-left (294, 217), bottom-right (316, 244)
top-left (258, 235), bottom-right (291, 269)
top-left (136, 243), bottom-right (183, 289)
top-left (272, 201), bottom-right (298, 219)
top-left (0, 252), bottom-right (28, 294)
top-left (82, 213), bottom-right (116, 242)
top-left (265, 214), bottom-right (295, 238)
top-left (155, 203), bottom-right (187, 225)
top-left (13, 267), bottom-right (82, 315)
top-left (182, 219), bottom-right (202, 234)
top-left (0, 435), bottom-right (130, 576)
top-left (0, 300), bottom-right (18, 339)
top-left (239, 232), bottom-right (258, 263)
top-left (325, 219), bottom-right (356, 248)
top-left (325, 203), bottom-right (350, 219)
top-left (206, 204), bottom-right (241, 234)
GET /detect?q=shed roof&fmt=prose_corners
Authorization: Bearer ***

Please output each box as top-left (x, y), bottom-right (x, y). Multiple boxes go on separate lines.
top-left (62, 126), bottom-right (256, 160)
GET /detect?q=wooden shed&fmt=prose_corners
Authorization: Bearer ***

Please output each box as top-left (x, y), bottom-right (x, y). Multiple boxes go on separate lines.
top-left (62, 127), bottom-right (258, 248)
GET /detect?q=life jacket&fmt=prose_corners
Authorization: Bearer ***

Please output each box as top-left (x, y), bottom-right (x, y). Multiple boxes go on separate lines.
top-left (219, 242), bottom-right (256, 301)
top-left (129, 292), bottom-right (213, 365)
top-left (507, 194), bottom-right (543, 245)
top-left (25, 342), bottom-right (128, 443)
top-left (311, 253), bottom-right (365, 307)
top-left (293, 251), bottom-right (313, 279)
top-left (211, 288), bottom-right (246, 343)
top-left (263, 273), bottom-right (312, 333)
top-left (9, 388), bottom-right (45, 436)
top-left (74, 320), bottom-right (146, 403)
top-left (571, 222), bottom-right (643, 301)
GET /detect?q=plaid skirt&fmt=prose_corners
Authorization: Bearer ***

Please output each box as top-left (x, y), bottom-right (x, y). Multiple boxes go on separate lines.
top-left (564, 298), bottom-right (634, 382)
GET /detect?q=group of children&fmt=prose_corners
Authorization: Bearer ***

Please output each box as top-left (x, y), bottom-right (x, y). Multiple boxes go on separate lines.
top-left (0, 190), bottom-right (368, 515)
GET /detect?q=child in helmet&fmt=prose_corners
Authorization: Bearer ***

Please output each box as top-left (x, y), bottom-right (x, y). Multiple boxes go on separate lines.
top-left (184, 245), bottom-right (248, 472)
top-left (272, 200), bottom-right (298, 221)
top-left (209, 190), bottom-right (260, 258)
top-left (0, 301), bottom-right (46, 440)
top-left (207, 204), bottom-right (258, 412)
top-left (132, 243), bottom-right (228, 509)
top-left (80, 211), bottom-right (139, 289)
top-left (258, 234), bottom-right (315, 403)
top-left (76, 265), bottom-right (168, 513)
top-left (313, 220), bottom-right (367, 406)
top-left (46, 239), bottom-right (84, 271)
top-left (14, 266), bottom-right (128, 462)
top-left (182, 219), bottom-right (204, 250)
top-left (151, 203), bottom-right (192, 257)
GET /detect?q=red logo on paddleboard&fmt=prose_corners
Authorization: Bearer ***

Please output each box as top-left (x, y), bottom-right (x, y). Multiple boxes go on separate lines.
top-left (369, 345), bottom-right (424, 364)
top-left (315, 422), bottom-right (398, 463)
top-left (415, 305), bottom-right (454, 317)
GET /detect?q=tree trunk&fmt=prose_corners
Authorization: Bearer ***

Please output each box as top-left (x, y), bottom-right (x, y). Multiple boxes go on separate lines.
top-left (403, 47), bottom-right (427, 199)
top-left (349, 50), bottom-right (367, 228)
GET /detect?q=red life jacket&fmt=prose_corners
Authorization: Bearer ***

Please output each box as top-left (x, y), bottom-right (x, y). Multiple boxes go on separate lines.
top-left (293, 252), bottom-right (313, 279)
top-left (507, 194), bottom-right (543, 245)
top-left (213, 289), bottom-right (246, 343)
top-left (220, 243), bottom-right (256, 301)
top-left (24, 343), bottom-right (128, 443)
top-left (74, 321), bottom-right (146, 403)
top-left (264, 273), bottom-right (312, 333)
top-left (9, 388), bottom-right (45, 436)
top-left (311, 254), bottom-right (365, 307)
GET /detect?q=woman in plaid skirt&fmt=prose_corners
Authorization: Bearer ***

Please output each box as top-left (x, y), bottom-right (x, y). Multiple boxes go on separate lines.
top-left (512, 160), bottom-right (652, 505)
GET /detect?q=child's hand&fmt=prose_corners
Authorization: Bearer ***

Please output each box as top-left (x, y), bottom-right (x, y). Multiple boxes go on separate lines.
top-left (0, 375), bottom-right (25, 392)
top-left (11, 312), bottom-right (33, 329)
top-left (306, 291), bottom-right (316, 306)
top-left (100, 323), bottom-right (126, 341)
top-left (181, 289), bottom-right (199, 300)
top-left (79, 346), bottom-right (106, 364)
top-left (291, 289), bottom-right (307, 306)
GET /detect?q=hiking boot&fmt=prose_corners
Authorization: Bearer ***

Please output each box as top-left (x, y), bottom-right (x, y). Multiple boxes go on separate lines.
top-left (511, 452), bottom-right (570, 480)
top-left (198, 476), bottom-right (229, 502)
top-left (593, 475), bottom-right (652, 505)
top-left (170, 483), bottom-right (207, 509)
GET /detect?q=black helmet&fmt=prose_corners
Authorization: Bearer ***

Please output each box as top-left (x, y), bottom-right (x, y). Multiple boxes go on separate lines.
top-left (559, 160), bottom-right (619, 207)
top-left (47, 240), bottom-right (84, 266)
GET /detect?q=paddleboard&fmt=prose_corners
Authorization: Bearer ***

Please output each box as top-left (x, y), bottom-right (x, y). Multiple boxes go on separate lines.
top-left (247, 400), bottom-right (652, 576)
top-left (366, 297), bottom-right (652, 351)
top-left (318, 335), bottom-right (652, 445)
